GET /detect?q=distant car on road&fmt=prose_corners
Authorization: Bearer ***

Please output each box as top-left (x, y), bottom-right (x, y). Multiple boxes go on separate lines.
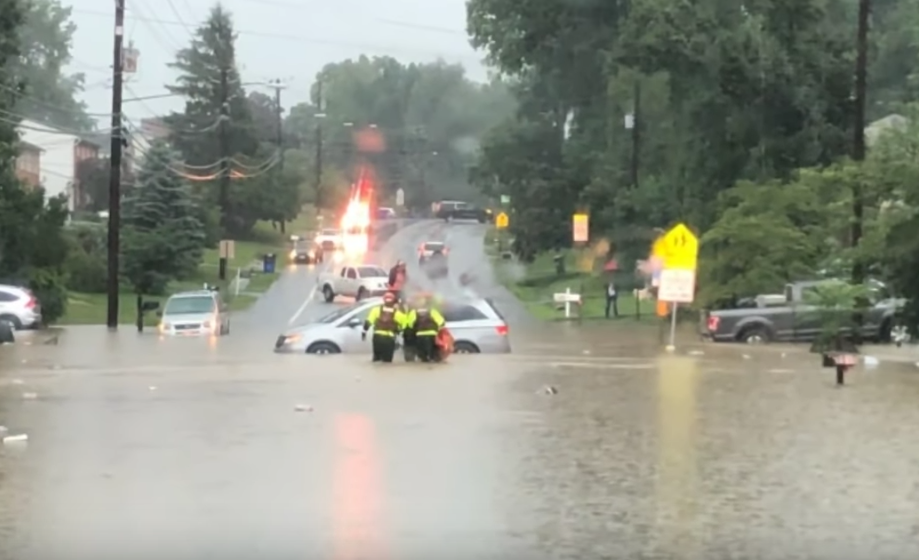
top-left (0, 284), bottom-right (41, 330)
top-left (418, 241), bottom-right (448, 278)
top-left (434, 200), bottom-right (489, 223)
top-left (289, 240), bottom-right (321, 264)
top-left (275, 296), bottom-right (511, 354)
top-left (314, 228), bottom-right (342, 252)
top-left (158, 290), bottom-right (230, 336)
top-left (319, 265), bottom-right (390, 302)
top-left (376, 207), bottom-right (396, 220)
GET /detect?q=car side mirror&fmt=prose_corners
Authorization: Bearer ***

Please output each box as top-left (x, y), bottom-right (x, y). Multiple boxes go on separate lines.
top-left (347, 318), bottom-right (361, 328)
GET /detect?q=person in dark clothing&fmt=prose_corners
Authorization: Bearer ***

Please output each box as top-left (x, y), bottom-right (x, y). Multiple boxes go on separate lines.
top-left (361, 291), bottom-right (406, 362)
top-left (388, 260), bottom-right (407, 301)
top-left (605, 280), bottom-right (619, 318)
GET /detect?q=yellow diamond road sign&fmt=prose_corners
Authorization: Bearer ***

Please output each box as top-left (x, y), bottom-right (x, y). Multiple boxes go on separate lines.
top-left (495, 212), bottom-right (509, 229)
top-left (661, 223), bottom-right (698, 270)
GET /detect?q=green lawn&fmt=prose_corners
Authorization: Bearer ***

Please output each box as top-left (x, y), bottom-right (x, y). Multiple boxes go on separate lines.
top-left (490, 238), bottom-right (660, 322)
top-left (59, 210), bottom-right (318, 325)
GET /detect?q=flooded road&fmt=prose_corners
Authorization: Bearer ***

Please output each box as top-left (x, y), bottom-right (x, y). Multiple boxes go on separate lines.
top-left (3, 221), bottom-right (919, 558)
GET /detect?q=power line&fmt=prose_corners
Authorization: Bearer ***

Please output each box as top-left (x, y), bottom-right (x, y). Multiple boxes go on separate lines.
top-left (71, 8), bottom-right (483, 64)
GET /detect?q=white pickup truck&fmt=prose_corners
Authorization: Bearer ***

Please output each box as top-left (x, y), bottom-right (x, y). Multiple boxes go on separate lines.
top-left (320, 265), bottom-right (390, 302)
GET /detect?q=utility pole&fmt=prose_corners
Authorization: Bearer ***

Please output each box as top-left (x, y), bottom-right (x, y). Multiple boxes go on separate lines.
top-left (314, 79), bottom-right (323, 216)
top-left (106, 0), bottom-right (126, 329)
top-left (851, 0), bottom-right (870, 286)
top-left (217, 66), bottom-right (231, 280)
top-left (630, 80), bottom-right (641, 190)
top-left (268, 79), bottom-right (286, 232)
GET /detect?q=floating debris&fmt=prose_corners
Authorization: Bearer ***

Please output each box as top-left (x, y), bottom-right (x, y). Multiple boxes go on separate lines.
top-left (294, 404), bottom-right (313, 412)
top-left (541, 385), bottom-right (558, 395)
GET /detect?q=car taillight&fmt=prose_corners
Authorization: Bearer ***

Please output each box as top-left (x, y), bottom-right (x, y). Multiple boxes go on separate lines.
top-left (25, 295), bottom-right (36, 308)
top-left (707, 315), bottom-right (719, 331)
top-left (495, 324), bottom-right (508, 335)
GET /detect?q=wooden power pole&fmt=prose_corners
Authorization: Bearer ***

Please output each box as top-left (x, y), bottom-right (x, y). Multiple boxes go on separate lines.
top-left (106, 0), bottom-right (126, 329)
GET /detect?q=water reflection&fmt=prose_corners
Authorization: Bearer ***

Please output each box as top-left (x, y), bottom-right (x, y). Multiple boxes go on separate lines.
top-left (334, 414), bottom-right (384, 560)
top-left (654, 354), bottom-right (699, 558)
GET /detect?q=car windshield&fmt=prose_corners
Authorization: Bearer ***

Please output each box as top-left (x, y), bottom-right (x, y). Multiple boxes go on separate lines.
top-left (317, 303), bottom-right (366, 324)
top-left (358, 266), bottom-right (386, 277)
top-left (164, 295), bottom-right (216, 315)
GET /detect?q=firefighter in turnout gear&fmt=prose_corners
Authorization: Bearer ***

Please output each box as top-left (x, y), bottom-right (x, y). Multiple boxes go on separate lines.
top-left (362, 291), bottom-right (406, 362)
top-left (405, 295), bottom-right (445, 362)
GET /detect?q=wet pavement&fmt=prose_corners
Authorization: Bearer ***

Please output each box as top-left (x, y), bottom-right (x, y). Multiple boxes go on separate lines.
top-left (3, 221), bottom-right (919, 558)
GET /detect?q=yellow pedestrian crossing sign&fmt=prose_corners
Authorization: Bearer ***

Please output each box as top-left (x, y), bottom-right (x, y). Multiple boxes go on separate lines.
top-left (661, 223), bottom-right (698, 270)
top-left (495, 212), bottom-right (509, 229)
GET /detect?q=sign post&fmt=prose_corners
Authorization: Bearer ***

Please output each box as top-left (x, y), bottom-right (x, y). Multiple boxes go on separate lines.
top-left (395, 188), bottom-right (404, 207)
top-left (657, 223), bottom-right (698, 351)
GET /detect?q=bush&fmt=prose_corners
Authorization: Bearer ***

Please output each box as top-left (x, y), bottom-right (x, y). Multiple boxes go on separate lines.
top-left (64, 248), bottom-right (107, 293)
top-left (28, 268), bottom-right (67, 324)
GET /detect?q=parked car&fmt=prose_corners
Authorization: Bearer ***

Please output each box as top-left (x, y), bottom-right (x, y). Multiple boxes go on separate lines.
top-left (274, 296), bottom-right (511, 354)
top-left (319, 265), bottom-right (390, 302)
top-left (702, 280), bottom-right (902, 343)
top-left (157, 290), bottom-right (230, 336)
top-left (434, 201), bottom-right (489, 222)
top-left (0, 284), bottom-right (41, 330)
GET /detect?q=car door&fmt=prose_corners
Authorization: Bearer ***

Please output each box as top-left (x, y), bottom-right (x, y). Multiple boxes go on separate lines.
top-left (343, 267), bottom-right (358, 296)
top-left (340, 304), bottom-right (375, 352)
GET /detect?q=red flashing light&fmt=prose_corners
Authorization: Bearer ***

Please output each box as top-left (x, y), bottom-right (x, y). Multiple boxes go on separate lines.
top-left (495, 324), bottom-right (508, 335)
top-left (706, 315), bottom-right (719, 332)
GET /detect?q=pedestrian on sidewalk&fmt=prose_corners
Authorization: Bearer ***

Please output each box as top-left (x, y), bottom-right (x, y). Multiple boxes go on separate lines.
top-left (605, 280), bottom-right (619, 318)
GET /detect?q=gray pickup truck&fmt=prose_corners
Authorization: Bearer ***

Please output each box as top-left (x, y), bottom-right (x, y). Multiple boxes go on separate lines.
top-left (702, 280), bottom-right (902, 343)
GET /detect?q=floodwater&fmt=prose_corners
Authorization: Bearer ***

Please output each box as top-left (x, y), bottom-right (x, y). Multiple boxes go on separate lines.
top-left (3, 221), bottom-right (919, 559)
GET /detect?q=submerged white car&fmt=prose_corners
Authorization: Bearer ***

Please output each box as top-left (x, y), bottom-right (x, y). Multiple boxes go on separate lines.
top-left (274, 296), bottom-right (511, 354)
top-left (158, 290), bottom-right (230, 336)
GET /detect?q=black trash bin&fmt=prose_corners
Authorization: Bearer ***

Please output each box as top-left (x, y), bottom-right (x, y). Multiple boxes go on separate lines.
top-left (262, 253), bottom-right (277, 273)
top-left (0, 320), bottom-right (14, 344)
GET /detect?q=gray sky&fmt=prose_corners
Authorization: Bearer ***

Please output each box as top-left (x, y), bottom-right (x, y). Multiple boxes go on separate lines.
top-left (67, 0), bottom-right (487, 123)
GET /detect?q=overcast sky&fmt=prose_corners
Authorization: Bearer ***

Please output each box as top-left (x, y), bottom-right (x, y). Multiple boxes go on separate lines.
top-left (67, 0), bottom-right (487, 125)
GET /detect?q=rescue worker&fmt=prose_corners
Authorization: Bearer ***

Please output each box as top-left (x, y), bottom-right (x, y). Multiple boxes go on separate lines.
top-left (405, 295), bottom-right (445, 362)
top-left (361, 291), bottom-right (406, 362)
top-left (388, 260), bottom-right (407, 301)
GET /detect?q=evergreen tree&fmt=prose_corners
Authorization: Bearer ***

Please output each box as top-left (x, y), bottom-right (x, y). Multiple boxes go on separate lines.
top-left (121, 141), bottom-right (206, 295)
top-left (165, 3), bottom-right (260, 234)
top-left (0, 0), bottom-right (69, 323)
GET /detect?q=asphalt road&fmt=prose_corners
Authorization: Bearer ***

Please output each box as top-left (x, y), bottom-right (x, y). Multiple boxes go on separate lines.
top-left (3, 220), bottom-right (919, 559)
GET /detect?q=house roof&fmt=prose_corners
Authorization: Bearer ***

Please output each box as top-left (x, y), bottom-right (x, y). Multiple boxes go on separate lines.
top-left (17, 140), bottom-right (43, 152)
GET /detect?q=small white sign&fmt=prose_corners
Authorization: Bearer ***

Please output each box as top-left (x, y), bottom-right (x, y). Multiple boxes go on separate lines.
top-left (658, 268), bottom-right (695, 303)
top-left (396, 188), bottom-right (404, 206)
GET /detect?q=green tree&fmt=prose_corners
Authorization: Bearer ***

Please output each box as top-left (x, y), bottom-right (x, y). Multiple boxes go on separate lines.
top-left (0, 0), bottom-right (70, 323)
top-left (165, 3), bottom-right (262, 235)
top-left (12, 0), bottom-right (92, 130)
top-left (284, 56), bottom-right (515, 210)
top-left (466, 0), bottom-right (857, 261)
top-left (121, 141), bottom-right (206, 295)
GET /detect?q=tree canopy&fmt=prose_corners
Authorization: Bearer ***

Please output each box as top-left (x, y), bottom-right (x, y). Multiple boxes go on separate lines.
top-left (12, 0), bottom-right (92, 130)
top-left (283, 55), bottom-right (515, 210)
